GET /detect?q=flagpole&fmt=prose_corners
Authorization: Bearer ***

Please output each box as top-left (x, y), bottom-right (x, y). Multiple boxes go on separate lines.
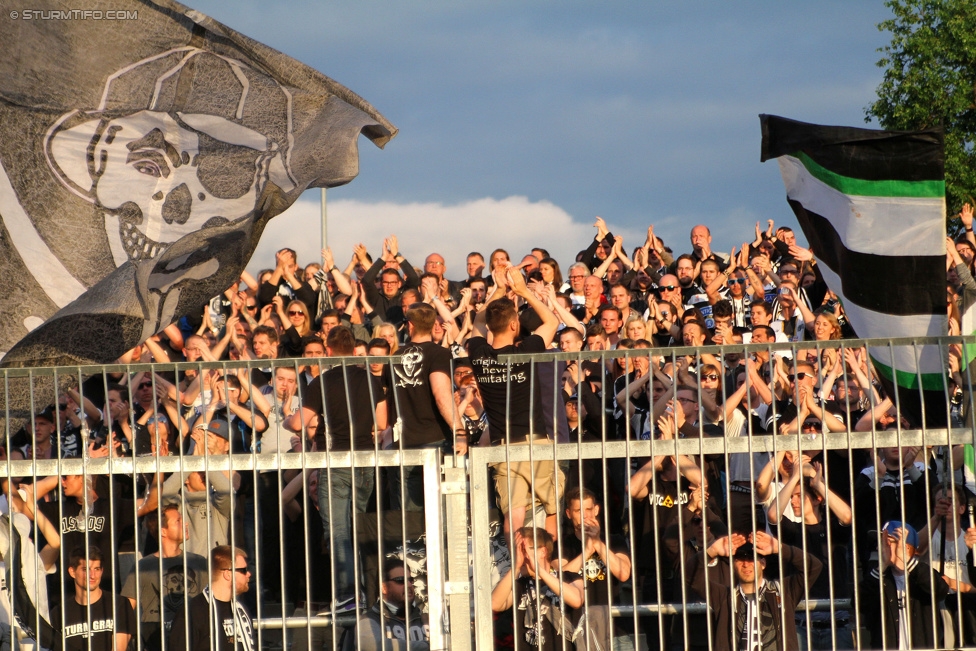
top-left (320, 187), bottom-right (328, 252)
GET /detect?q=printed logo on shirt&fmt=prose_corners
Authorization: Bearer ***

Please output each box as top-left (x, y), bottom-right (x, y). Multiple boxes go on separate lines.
top-left (222, 616), bottom-right (254, 648)
top-left (583, 555), bottom-right (607, 583)
top-left (472, 357), bottom-right (528, 384)
top-left (647, 492), bottom-right (689, 508)
top-left (394, 348), bottom-right (425, 388)
top-left (61, 514), bottom-right (106, 534)
top-left (64, 619), bottom-right (114, 638)
top-left (385, 623), bottom-right (429, 642)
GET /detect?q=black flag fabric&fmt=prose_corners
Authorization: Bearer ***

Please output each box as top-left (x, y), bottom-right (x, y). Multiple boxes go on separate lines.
top-left (760, 115), bottom-right (949, 427)
top-left (0, 0), bottom-right (395, 369)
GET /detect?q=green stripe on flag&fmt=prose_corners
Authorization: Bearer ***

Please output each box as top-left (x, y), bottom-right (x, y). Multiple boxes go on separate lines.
top-left (795, 152), bottom-right (945, 198)
top-left (961, 335), bottom-right (976, 368)
top-left (870, 354), bottom-right (946, 391)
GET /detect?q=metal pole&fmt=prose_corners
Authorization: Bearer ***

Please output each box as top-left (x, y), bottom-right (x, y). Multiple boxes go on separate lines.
top-left (320, 187), bottom-right (328, 252)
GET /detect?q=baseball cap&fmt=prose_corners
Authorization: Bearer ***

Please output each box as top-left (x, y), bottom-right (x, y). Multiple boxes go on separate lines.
top-left (34, 406), bottom-right (57, 423)
top-left (882, 521), bottom-right (919, 547)
top-left (732, 542), bottom-right (764, 560)
top-left (206, 419), bottom-right (231, 441)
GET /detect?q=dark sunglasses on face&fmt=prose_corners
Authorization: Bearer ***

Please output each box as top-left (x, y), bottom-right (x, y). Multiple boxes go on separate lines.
top-left (802, 420), bottom-right (821, 429)
top-left (788, 372), bottom-right (812, 382)
top-left (245, 304), bottom-right (258, 310)
top-left (287, 310), bottom-right (304, 317)
top-left (138, 382), bottom-right (152, 390)
top-left (727, 278), bottom-right (747, 285)
top-left (701, 374), bottom-right (720, 381)
top-left (658, 285), bottom-right (678, 292)
top-left (387, 576), bottom-right (411, 584)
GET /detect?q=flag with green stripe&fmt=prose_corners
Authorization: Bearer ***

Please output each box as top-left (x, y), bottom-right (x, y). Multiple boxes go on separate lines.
top-left (760, 115), bottom-right (948, 426)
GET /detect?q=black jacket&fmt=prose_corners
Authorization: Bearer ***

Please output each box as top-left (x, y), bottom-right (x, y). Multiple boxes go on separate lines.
top-left (690, 545), bottom-right (822, 651)
top-left (859, 557), bottom-right (949, 650)
top-left (361, 257), bottom-right (420, 325)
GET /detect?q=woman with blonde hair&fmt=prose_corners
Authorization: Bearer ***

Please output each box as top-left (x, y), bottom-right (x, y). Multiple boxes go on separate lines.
top-left (812, 311), bottom-right (842, 341)
top-left (372, 322), bottom-right (399, 355)
top-left (276, 299), bottom-right (312, 357)
top-left (624, 317), bottom-right (648, 342)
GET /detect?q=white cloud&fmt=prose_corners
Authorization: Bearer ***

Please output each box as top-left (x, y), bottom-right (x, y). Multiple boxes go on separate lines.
top-left (248, 195), bottom-right (644, 277)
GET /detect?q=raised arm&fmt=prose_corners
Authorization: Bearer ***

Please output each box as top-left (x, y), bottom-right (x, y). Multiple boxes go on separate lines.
top-left (961, 203), bottom-right (976, 250)
top-left (323, 247), bottom-right (354, 296)
top-left (507, 265), bottom-right (559, 347)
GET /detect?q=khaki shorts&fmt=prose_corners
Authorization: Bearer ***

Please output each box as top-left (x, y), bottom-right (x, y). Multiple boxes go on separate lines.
top-left (490, 438), bottom-right (562, 515)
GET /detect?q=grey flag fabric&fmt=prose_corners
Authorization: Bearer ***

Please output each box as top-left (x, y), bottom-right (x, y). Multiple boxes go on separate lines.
top-left (0, 0), bottom-right (395, 369)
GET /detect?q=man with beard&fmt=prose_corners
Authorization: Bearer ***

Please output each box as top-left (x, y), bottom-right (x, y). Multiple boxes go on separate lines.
top-left (122, 504), bottom-right (208, 651)
top-left (674, 254), bottom-right (707, 307)
top-left (170, 546), bottom-right (255, 651)
top-left (345, 562), bottom-right (430, 651)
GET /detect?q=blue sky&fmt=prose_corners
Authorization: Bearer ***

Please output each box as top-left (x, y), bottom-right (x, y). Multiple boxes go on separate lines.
top-left (185, 0), bottom-right (893, 274)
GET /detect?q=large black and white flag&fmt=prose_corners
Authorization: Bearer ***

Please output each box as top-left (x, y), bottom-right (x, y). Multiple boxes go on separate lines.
top-left (0, 0), bottom-right (395, 368)
top-left (760, 115), bottom-right (948, 426)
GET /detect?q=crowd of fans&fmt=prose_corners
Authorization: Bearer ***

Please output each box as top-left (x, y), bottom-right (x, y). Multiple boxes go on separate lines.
top-left (3, 211), bottom-right (976, 651)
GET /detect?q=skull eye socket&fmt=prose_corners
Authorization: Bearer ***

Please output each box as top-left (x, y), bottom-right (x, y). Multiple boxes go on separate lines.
top-left (133, 160), bottom-right (163, 178)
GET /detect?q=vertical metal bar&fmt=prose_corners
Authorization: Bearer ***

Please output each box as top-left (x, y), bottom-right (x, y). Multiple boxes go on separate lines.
top-left (320, 187), bottom-right (328, 252)
top-left (423, 448), bottom-right (447, 651)
top-left (443, 456), bottom-right (471, 651)
top-left (469, 446), bottom-right (494, 651)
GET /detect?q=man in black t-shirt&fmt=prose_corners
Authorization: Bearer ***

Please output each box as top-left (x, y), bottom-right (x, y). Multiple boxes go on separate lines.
top-left (170, 546), bottom-right (255, 651)
top-left (32, 474), bottom-right (116, 604)
top-left (469, 264), bottom-right (560, 536)
top-left (558, 487), bottom-right (631, 650)
top-left (52, 545), bottom-right (135, 651)
top-left (286, 325), bottom-right (388, 610)
top-left (387, 303), bottom-right (461, 511)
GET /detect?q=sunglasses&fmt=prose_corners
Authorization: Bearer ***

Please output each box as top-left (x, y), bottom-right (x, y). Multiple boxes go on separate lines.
top-left (727, 278), bottom-right (747, 285)
top-left (700, 374), bottom-right (720, 381)
top-left (226, 567), bottom-right (249, 574)
top-left (387, 576), bottom-right (412, 584)
top-left (287, 310), bottom-right (305, 317)
top-left (138, 382), bottom-right (153, 390)
top-left (245, 304), bottom-right (258, 310)
top-left (788, 372), bottom-right (812, 382)
top-left (802, 420), bottom-right (821, 429)
top-left (658, 285), bottom-right (678, 292)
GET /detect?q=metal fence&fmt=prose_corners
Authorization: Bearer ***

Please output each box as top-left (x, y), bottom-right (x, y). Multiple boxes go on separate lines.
top-left (0, 337), bottom-right (973, 651)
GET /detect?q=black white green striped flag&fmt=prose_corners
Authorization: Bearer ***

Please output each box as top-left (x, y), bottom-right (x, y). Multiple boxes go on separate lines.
top-left (760, 115), bottom-right (948, 425)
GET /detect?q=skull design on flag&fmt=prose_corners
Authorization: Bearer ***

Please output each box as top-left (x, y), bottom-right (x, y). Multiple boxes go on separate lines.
top-left (45, 48), bottom-right (297, 266)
